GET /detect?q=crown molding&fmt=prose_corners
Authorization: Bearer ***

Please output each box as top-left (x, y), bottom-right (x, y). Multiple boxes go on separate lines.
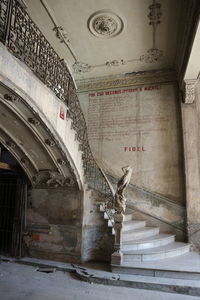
top-left (76, 69), bottom-right (177, 93)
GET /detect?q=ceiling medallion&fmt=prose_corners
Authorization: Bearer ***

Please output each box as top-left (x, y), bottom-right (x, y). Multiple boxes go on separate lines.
top-left (88, 10), bottom-right (124, 38)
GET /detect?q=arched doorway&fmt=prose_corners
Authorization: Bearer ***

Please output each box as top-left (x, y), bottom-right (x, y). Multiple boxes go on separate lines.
top-left (0, 144), bottom-right (29, 257)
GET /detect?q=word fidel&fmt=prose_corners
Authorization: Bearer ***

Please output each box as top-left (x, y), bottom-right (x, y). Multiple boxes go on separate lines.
top-left (89, 86), bottom-right (160, 97)
top-left (124, 147), bottom-right (145, 152)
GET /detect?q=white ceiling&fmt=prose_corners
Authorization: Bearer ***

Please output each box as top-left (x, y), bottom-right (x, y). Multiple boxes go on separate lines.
top-left (26, 0), bottom-right (182, 81)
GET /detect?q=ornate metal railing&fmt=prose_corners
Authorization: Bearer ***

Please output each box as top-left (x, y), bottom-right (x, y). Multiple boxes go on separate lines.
top-left (0, 0), bottom-right (114, 210)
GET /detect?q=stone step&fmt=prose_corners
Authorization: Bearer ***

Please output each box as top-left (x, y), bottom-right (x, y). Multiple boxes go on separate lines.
top-left (123, 242), bottom-right (190, 262)
top-left (122, 220), bottom-right (146, 232)
top-left (103, 209), bottom-right (115, 220)
top-left (124, 214), bottom-right (133, 221)
top-left (77, 268), bottom-right (200, 297)
top-left (77, 266), bottom-right (200, 297)
top-left (122, 227), bottom-right (159, 241)
top-left (111, 252), bottom-right (200, 280)
top-left (122, 233), bottom-right (175, 251)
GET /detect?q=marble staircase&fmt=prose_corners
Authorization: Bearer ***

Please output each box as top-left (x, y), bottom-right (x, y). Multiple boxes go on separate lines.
top-left (103, 211), bottom-right (191, 273)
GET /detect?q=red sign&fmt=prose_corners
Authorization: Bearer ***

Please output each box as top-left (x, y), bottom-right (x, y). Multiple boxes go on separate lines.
top-left (60, 106), bottom-right (65, 120)
top-left (32, 233), bottom-right (40, 241)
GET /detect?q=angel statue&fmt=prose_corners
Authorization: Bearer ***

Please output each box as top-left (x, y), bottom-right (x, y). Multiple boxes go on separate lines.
top-left (100, 166), bottom-right (133, 213)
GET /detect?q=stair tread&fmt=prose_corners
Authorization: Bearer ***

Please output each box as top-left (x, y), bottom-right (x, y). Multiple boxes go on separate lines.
top-left (123, 227), bottom-right (158, 235)
top-left (123, 242), bottom-right (190, 255)
top-left (116, 273), bottom-right (200, 287)
top-left (124, 214), bottom-right (133, 219)
top-left (122, 220), bottom-right (146, 231)
top-left (123, 220), bottom-right (145, 225)
top-left (113, 252), bottom-right (200, 273)
top-left (122, 233), bottom-right (175, 245)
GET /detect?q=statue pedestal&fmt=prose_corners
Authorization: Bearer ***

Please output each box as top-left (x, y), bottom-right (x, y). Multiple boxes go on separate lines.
top-left (111, 212), bottom-right (124, 265)
top-left (111, 250), bottom-right (123, 265)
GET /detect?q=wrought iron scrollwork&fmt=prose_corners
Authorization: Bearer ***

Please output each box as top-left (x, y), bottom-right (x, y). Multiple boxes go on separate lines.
top-left (0, 0), bottom-right (115, 216)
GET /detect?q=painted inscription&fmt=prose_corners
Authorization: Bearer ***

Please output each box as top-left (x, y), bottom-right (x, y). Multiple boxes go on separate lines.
top-left (87, 85), bottom-right (168, 142)
top-left (124, 147), bottom-right (145, 152)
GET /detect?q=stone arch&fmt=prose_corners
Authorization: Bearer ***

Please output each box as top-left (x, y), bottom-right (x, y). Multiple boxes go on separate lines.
top-left (0, 79), bottom-right (84, 262)
top-left (0, 81), bottom-right (81, 190)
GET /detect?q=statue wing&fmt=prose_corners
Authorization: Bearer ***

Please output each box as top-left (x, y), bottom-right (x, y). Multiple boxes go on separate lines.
top-left (99, 167), bottom-right (115, 198)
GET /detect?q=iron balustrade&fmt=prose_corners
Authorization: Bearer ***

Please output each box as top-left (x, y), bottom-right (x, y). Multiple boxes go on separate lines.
top-left (0, 0), bottom-right (114, 210)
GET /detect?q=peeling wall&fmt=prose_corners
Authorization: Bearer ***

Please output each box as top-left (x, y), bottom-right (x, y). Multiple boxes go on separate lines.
top-left (25, 187), bottom-right (114, 263)
top-left (82, 189), bottom-right (114, 262)
top-left (25, 186), bottom-right (83, 263)
top-left (78, 83), bottom-right (185, 231)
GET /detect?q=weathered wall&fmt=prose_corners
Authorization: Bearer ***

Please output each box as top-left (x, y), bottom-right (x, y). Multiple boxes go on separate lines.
top-left (26, 187), bottom-right (113, 263)
top-left (78, 83), bottom-right (185, 233)
top-left (182, 82), bottom-right (200, 250)
top-left (82, 189), bottom-right (114, 262)
top-left (25, 186), bottom-right (83, 263)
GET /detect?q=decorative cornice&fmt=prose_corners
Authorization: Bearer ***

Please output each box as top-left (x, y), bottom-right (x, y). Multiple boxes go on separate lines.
top-left (77, 69), bottom-right (177, 92)
top-left (183, 79), bottom-right (197, 104)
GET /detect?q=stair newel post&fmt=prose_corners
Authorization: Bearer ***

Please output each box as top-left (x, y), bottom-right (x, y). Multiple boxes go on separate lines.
top-left (111, 211), bottom-right (124, 265)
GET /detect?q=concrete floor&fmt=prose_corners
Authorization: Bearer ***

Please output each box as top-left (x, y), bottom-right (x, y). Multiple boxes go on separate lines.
top-left (0, 261), bottom-right (200, 300)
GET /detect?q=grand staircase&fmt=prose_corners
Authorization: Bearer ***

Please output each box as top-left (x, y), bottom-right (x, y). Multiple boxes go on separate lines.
top-left (121, 213), bottom-right (190, 262)
top-left (101, 206), bottom-right (191, 273)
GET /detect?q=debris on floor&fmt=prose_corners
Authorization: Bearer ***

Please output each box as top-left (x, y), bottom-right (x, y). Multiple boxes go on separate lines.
top-left (36, 267), bottom-right (56, 273)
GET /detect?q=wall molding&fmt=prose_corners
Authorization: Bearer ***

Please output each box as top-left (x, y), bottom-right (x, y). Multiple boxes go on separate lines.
top-left (77, 69), bottom-right (177, 92)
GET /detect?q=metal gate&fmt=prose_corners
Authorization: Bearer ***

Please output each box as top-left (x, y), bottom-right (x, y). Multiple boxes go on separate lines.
top-left (0, 173), bottom-right (27, 257)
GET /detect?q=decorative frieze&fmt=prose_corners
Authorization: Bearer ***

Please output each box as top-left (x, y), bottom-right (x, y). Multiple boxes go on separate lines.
top-left (77, 69), bottom-right (177, 92)
top-left (183, 79), bottom-right (197, 104)
top-left (32, 170), bottom-right (75, 188)
top-left (45, 139), bottom-right (56, 147)
top-left (28, 117), bottom-right (40, 126)
top-left (4, 93), bottom-right (19, 102)
top-left (140, 48), bottom-right (163, 63)
top-left (73, 61), bottom-right (92, 74)
top-left (53, 26), bottom-right (70, 44)
top-left (5, 140), bottom-right (16, 148)
top-left (57, 158), bottom-right (67, 165)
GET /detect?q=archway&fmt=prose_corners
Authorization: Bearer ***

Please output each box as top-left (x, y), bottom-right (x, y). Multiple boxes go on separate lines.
top-left (0, 143), bottom-right (29, 257)
top-left (0, 81), bottom-right (84, 262)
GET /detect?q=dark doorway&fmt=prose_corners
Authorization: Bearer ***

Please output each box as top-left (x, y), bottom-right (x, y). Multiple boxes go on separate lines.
top-left (0, 144), bottom-right (27, 257)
